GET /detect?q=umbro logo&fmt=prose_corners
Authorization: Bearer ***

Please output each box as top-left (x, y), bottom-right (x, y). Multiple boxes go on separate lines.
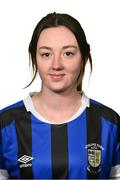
top-left (18, 155), bottom-right (34, 163)
top-left (18, 155), bottom-right (34, 168)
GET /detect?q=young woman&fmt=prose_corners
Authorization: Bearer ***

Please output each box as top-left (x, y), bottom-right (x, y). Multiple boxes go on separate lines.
top-left (0, 12), bottom-right (120, 179)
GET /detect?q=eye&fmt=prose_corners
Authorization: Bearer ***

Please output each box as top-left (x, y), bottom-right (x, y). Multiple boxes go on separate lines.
top-left (41, 53), bottom-right (50, 57)
top-left (40, 52), bottom-right (51, 58)
top-left (64, 51), bottom-right (75, 57)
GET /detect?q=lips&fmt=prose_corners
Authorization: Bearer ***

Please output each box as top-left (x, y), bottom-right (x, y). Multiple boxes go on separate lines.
top-left (49, 73), bottom-right (65, 80)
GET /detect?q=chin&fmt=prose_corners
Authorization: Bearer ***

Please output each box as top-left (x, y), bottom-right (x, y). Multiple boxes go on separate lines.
top-left (49, 85), bottom-right (74, 94)
top-left (50, 88), bottom-right (67, 94)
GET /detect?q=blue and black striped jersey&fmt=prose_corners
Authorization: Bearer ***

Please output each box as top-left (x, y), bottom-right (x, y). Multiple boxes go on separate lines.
top-left (0, 94), bottom-right (120, 179)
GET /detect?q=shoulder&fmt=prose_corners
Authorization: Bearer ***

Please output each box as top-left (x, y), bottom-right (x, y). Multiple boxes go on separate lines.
top-left (0, 100), bottom-right (26, 128)
top-left (89, 98), bottom-right (120, 125)
top-left (0, 100), bottom-right (24, 113)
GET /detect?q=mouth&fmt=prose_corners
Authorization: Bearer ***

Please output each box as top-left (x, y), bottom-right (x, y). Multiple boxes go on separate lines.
top-left (49, 73), bottom-right (66, 80)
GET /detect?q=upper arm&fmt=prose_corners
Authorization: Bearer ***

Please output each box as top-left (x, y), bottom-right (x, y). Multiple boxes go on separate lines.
top-left (110, 114), bottom-right (120, 178)
top-left (0, 124), bottom-right (9, 179)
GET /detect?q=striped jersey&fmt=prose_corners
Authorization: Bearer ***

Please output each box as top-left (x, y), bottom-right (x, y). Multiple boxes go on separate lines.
top-left (0, 93), bottom-right (120, 179)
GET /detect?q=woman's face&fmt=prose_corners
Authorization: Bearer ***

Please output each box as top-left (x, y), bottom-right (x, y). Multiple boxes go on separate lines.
top-left (36, 26), bottom-right (82, 93)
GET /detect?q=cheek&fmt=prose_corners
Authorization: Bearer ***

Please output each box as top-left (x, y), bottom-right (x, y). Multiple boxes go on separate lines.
top-left (36, 62), bottom-right (45, 78)
top-left (67, 61), bottom-right (81, 77)
top-left (73, 67), bottom-right (81, 81)
top-left (37, 62), bottom-right (50, 81)
top-left (37, 61), bottom-right (47, 73)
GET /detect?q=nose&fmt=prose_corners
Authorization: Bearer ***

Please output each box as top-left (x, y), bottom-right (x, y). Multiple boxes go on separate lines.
top-left (52, 54), bottom-right (63, 71)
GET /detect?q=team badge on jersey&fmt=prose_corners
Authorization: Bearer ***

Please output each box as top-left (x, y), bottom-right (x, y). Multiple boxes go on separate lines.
top-left (85, 143), bottom-right (104, 174)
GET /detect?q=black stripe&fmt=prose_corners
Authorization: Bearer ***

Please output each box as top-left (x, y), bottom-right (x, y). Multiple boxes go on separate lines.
top-left (86, 103), bottom-right (101, 179)
top-left (51, 124), bottom-right (68, 179)
top-left (0, 106), bottom-right (24, 129)
top-left (15, 107), bottom-right (34, 179)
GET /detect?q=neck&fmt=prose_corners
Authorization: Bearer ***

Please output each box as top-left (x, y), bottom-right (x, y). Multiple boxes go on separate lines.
top-left (32, 87), bottom-right (82, 124)
top-left (38, 86), bottom-right (82, 111)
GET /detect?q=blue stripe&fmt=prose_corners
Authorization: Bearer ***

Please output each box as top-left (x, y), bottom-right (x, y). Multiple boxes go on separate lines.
top-left (0, 101), bottom-right (24, 113)
top-left (31, 115), bottom-right (52, 179)
top-left (99, 117), bottom-right (117, 178)
top-left (2, 121), bottom-right (20, 178)
top-left (68, 110), bottom-right (87, 179)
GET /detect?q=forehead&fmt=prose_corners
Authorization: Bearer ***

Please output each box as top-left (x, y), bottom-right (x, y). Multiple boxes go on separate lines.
top-left (37, 26), bottom-right (79, 47)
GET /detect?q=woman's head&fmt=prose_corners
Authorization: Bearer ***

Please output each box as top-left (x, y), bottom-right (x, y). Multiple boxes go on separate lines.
top-left (28, 12), bottom-right (92, 91)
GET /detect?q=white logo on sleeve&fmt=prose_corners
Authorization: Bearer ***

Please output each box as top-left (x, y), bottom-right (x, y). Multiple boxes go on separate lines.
top-left (18, 155), bottom-right (34, 168)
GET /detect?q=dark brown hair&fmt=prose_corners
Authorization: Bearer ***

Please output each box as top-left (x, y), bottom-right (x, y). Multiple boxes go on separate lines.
top-left (27, 12), bottom-right (92, 91)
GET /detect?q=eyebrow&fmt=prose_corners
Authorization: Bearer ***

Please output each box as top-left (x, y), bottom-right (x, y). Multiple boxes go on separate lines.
top-left (38, 45), bottom-right (78, 51)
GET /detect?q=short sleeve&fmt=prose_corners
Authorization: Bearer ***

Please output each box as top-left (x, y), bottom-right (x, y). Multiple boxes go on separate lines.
top-left (110, 113), bottom-right (120, 178)
top-left (0, 122), bottom-right (9, 179)
top-left (0, 124), bottom-right (5, 168)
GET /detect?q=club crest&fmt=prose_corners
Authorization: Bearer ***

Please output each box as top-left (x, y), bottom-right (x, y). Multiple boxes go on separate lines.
top-left (85, 143), bottom-right (104, 174)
